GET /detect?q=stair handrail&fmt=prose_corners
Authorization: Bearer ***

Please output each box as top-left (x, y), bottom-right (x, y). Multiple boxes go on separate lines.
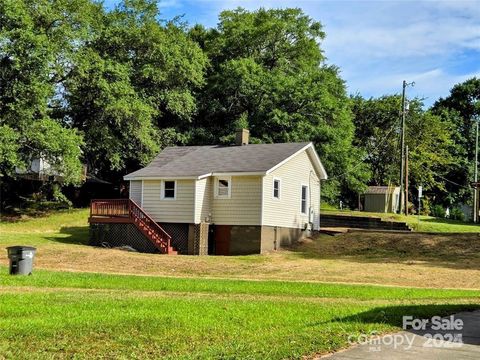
top-left (128, 199), bottom-right (172, 250)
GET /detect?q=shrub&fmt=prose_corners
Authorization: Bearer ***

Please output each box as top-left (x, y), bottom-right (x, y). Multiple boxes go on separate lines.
top-left (52, 185), bottom-right (73, 208)
top-left (450, 207), bottom-right (465, 222)
top-left (431, 204), bottom-right (446, 218)
top-left (407, 201), bottom-right (415, 215)
top-left (420, 197), bottom-right (431, 215)
top-left (11, 183), bottom-right (72, 216)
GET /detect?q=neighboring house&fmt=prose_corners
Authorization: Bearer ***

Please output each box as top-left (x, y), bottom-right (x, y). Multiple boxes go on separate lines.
top-left (363, 186), bottom-right (400, 213)
top-left (15, 157), bottom-right (87, 182)
top-left (89, 130), bottom-right (327, 255)
top-left (15, 157), bottom-right (60, 181)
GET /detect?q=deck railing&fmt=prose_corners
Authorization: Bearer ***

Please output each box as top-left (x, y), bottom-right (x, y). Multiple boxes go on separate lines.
top-left (90, 199), bottom-right (129, 217)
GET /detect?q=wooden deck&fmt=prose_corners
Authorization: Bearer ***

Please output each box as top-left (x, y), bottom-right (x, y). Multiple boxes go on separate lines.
top-left (88, 199), bottom-right (177, 254)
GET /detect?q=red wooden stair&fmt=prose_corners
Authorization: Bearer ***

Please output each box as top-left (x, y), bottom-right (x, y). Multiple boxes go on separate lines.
top-left (89, 199), bottom-right (177, 255)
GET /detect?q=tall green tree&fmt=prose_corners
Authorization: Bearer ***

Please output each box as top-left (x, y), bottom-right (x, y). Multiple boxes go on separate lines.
top-left (351, 95), bottom-right (457, 205)
top-left (190, 8), bottom-right (369, 202)
top-left (66, 0), bottom-right (207, 180)
top-left (351, 95), bottom-right (401, 186)
top-left (0, 0), bottom-right (92, 184)
top-left (431, 77), bottom-right (480, 204)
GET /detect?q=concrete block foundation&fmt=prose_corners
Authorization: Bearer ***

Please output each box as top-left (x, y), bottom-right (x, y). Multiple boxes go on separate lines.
top-left (213, 224), bottom-right (308, 255)
top-left (260, 226), bottom-right (308, 252)
top-left (89, 222), bottom-right (308, 256)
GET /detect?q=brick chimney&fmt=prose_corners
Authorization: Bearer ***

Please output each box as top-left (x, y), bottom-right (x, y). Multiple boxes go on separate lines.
top-left (235, 129), bottom-right (249, 146)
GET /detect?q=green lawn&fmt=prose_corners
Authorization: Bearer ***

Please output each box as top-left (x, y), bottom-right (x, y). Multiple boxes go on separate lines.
top-left (1, 269), bottom-right (479, 359)
top-left (1, 209), bottom-right (480, 358)
top-left (4, 268), bottom-right (480, 300)
top-left (408, 217), bottom-right (480, 232)
top-left (0, 208), bottom-right (89, 241)
top-left (321, 208), bottom-right (480, 233)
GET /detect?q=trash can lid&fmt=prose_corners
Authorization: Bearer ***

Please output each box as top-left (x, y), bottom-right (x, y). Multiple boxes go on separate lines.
top-left (6, 246), bottom-right (37, 251)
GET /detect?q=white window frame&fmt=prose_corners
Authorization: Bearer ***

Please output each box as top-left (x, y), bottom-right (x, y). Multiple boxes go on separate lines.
top-left (301, 184), bottom-right (308, 214)
top-left (161, 180), bottom-right (177, 200)
top-left (273, 177), bottom-right (281, 200)
top-left (214, 176), bottom-right (231, 199)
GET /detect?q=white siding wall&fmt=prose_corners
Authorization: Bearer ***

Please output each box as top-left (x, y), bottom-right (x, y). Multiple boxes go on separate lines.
top-left (262, 150), bottom-right (321, 230)
top-left (129, 180), bottom-right (142, 205)
top-left (142, 179), bottom-right (195, 223)
top-left (194, 177), bottom-right (212, 223)
top-left (211, 176), bottom-right (262, 225)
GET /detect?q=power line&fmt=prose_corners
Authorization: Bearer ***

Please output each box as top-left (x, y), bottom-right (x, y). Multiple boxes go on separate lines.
top-left (329, 122), bottom-right (399, 180)
top-left (329, 128), bottom-right (471, 191)
top-left (419, 164), bottom-right (471, 190)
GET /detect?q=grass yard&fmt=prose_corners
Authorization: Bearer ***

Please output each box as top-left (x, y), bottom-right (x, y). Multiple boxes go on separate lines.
top-left (2, 209), bottom-right (480, 288)
top-left (1, 209), bottom-right (480, 358)
top-left (1, 269), bottom-right (480, 359)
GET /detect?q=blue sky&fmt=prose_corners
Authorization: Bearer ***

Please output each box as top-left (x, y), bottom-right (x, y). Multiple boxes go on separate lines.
top-left (104, 0), bottom-right (480, 107)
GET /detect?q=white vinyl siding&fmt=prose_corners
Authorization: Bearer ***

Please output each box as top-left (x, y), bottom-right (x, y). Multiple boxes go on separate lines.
top-left (194, 177), bottom-right (212, 223)
top-left (262, 150), bottom-right (320, 230)
top-left (211, 176), bottom-right (262, 225)
top-left (142, 179), bottom-right (194, 223)
top-left (129, 180), bottom-right (142, 205)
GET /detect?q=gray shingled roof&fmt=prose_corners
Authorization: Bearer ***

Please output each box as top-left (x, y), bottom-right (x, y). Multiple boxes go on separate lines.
top-left (125, 142), bottom-right (311, 178)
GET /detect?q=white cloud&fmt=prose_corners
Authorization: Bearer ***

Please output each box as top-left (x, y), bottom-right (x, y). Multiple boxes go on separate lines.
top-left (312, 0), bottom-right (480, 105)
top-left (158, 0), bottom-right (180, 9)
top-left (160, 0), bottom-right (480, 105)
top-left (347, 68), bottom-right (480, 103)
top-left (322, 12), bottom-right (480, 60)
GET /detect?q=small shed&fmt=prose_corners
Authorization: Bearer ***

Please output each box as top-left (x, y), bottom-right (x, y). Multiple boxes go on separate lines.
top-left (364, 186), bottom-right (400, 213)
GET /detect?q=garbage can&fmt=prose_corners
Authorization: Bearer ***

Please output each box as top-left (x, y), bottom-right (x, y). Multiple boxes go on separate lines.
top-left (6, 246), bottom-right (36, 275)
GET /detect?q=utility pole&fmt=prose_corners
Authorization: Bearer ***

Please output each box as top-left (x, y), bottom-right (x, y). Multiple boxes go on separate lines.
top-left (399, 81), bottom-right (406, 214)
top-left (405, 145), bottom-right (409, 215)
top-left (474, 118), bottom-right (479, 223)
top-left (418, 185), bottom-right (422, 224)
top-left (399, 80), bottom-right (414, 214)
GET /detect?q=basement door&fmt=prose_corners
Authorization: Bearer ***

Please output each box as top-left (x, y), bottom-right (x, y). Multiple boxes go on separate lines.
top-left (214, 225), bottom-right (231, 256)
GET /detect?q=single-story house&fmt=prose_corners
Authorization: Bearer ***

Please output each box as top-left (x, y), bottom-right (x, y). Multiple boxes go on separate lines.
top-left (363, 186), bottom-right (400, 213)
top-left (89, 130), bottom-right (327, 255)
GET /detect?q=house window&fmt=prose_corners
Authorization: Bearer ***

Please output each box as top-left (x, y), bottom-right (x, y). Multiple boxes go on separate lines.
top-left (215, 177), bottom-right (231, 198)
top-left (301, 185), bottom-right (308, 214)
top-left (273, 178), bottom-right (281, 199)
top-left (161, 180), bottom-right (176, 200)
